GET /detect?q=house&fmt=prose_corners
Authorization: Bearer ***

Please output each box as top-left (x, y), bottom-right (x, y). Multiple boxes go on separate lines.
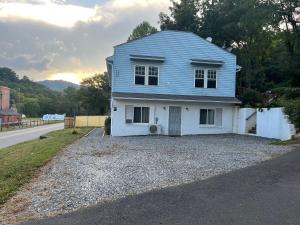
top-left (0, 86), bottom-right (21, 126)
top-left (106, 31), bottom-right (241, 136)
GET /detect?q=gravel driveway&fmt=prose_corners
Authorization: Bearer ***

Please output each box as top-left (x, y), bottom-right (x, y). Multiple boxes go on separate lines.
top-left (0, 128), bottom-right (292, 224)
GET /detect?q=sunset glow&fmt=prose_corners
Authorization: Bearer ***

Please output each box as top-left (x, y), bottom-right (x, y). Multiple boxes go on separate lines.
top-left (49, 73), bottom-right (81, 84)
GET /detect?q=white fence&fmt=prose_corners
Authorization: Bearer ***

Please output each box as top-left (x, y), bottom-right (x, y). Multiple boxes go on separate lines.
top-left (237, 107), bottom-right (296, 140)
top-left (236, 108), bottom-right (256, 134)
top-left (257, 108), bottom-right (296, 140)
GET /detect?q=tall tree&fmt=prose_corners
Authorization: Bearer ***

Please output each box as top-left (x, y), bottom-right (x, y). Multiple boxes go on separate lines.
top-left (128, 21), bottom-right (158, 41)
top-left (159, 0), bottom-right (200, 34)
top-left (271, 0), bottom-right (300, 86)
top-left (79, 73), bottom-right (111, 115)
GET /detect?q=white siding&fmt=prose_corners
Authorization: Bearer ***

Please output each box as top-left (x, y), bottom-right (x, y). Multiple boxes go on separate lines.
top-left (111, 99), bottom-right (235, 136)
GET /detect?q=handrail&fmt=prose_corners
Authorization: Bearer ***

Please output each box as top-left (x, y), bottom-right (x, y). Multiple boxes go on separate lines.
top-left (246, 111), bottom-right (257, 121)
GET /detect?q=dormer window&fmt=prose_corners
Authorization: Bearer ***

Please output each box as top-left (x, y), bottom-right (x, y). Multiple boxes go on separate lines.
top-left (135, 65), bottom-right (159, 86)
top-left (194, 68), bottom-right (217, 89)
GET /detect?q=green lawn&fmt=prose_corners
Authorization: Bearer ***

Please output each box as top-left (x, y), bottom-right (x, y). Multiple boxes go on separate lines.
top-left (0, 128), bottom-right (92, 205)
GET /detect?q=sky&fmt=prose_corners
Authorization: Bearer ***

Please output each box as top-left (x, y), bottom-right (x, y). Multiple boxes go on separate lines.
top-left (0, 0), bottom-right (171, 84)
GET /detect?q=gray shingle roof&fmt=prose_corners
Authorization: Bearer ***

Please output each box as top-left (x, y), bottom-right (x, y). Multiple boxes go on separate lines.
top-left (112, 92), bottom-right (241, 104)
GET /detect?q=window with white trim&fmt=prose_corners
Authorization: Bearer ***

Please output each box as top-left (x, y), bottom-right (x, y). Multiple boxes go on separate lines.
top-left (194, 68), bottom-right (217, 89)
top-left (199, 108), bottom-right (223, 126)
top-left (135, 66), bottom-right (146, 85)
top-left (148, 66), bottom-right (159, 85)
top-left (134, 65), bottom-right (159, 86)
top-left (200, 109), bottom-right (215, 125)
top-left (207, 69), bottom-right (217, 88)
top-left (125, 105), bottom-right (149, 124)
top-left (195, 69), bottom-right (204, 88)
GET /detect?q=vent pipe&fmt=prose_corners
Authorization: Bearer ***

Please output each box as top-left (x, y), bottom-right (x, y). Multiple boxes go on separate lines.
top-left (206, 37), bottom-right (212, 42)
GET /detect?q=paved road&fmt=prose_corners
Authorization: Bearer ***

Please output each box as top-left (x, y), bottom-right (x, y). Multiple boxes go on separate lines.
top-left (22, 147), bottom-right (300, 225)
top-left (0, 123), bottom-right (64, 149)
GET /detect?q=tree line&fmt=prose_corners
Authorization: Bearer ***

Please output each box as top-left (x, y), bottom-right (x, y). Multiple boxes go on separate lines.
top-left (0, 67), bottom-right (110, 117)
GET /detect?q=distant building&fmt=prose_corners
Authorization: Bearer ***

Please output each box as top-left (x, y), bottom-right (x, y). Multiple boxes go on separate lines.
top-left (0, 86), bottom-right (21, 125)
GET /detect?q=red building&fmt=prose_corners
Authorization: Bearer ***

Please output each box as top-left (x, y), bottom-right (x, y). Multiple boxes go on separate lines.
top-left (0, 86), bottom-right (21, 126)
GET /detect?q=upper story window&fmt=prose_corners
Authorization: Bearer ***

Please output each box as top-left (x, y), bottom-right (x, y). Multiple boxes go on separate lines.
top-left (135, 66), bottom-right (146, 85)
top-left (135, 65), bottom-right (159, 86)
top-left (194, 68), bottom-right (217, 89)
top-left (207, 70), bottom-right (217, 88)
top-left (148, 66), bottom-right (159, 85)
top-left (195, 69), bottom-right (205, 88)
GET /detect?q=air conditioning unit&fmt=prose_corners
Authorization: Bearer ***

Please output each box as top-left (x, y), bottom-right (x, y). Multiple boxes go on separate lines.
top-left (149, 124), bottom-right (161, 135)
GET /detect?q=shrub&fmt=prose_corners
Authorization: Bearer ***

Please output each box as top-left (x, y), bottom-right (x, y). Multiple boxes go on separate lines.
top-left (72, 129), bottom-right (79, 135)
top-left (272, 87), bottom-right (300, 99)
top-left (241, 89), bottom-right (264, 107)
top-left (104, 117), bottom-right (111, 135)
top-left (283, 99), bottom-right (300, 132)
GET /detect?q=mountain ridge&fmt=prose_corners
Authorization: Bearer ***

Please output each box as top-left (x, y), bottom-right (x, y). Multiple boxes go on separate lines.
top-left (38, 80), bottom-right (80, 91)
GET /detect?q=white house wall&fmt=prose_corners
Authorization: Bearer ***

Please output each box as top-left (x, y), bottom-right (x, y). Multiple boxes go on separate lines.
top-left (111, 99), bottom-right (235, 136)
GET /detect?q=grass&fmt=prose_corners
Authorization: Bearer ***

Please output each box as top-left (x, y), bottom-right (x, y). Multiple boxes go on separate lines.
top-left (272, 139), bottom-right (300, 145)
top-left (0, 128), bottom-right (92, 205)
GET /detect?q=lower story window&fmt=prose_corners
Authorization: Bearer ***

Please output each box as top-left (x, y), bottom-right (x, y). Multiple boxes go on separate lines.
top-left (133, 107), bottom-right (149, 123)
top-left (200, 109), bottom-right (215, 125)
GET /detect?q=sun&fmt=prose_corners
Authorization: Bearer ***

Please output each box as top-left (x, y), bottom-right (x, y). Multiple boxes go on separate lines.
top-left (49, 73), bottom-right (81, 84)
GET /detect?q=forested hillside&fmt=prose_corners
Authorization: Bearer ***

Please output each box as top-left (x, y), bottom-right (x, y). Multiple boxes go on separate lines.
top-left (0, 67), bottom-right (110, 117)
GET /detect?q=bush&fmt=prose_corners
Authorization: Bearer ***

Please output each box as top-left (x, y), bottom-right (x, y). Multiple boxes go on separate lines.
top-left (283, 99), bottom-right (300, 132)
top-left (272, 87), bottom-right (300, 99)
top-left (72, 129), bottom-right (79, 135)
top-left (241, 89), bottom-right (264, 107)
top-left (104, 117), bottom-right (111, 135)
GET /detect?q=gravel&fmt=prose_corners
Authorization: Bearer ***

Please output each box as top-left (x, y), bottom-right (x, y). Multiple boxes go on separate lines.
top-left (0, 129), bottom-right (292, 224)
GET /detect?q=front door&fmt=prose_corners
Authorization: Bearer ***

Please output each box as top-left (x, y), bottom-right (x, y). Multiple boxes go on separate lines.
top-left (168, 106), bottom-right (182, 136)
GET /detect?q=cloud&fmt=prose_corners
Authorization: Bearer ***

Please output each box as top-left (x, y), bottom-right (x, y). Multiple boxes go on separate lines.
top-left (0, 0), bottom-right (170, 81)
top-left (0, 0), bottom-right (169, 28)
top-left (0, 54), bottom-right (52, 71)
top-left (0, 1), bottom-right (100, 27)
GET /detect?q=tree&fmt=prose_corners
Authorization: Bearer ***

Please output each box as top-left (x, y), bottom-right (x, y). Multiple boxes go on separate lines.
top-left (79, 73), bottom-right (111, 115)
top-left (23, 98), bottom-right (40, 117)
top-left (0, 67), bottom-right (19, 82)
top-left (271, 0), bottom-right (300, 86)
top-left (128, 21), bottom-right (158, 41)
top-left (159, 0), bottom-right (200, 34)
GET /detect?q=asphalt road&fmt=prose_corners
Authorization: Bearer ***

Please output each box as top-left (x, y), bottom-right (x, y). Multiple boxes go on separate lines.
top-left (22, 147), bottom-right (300, 225)
top-left (0, 123), bottom-right (64, 149)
